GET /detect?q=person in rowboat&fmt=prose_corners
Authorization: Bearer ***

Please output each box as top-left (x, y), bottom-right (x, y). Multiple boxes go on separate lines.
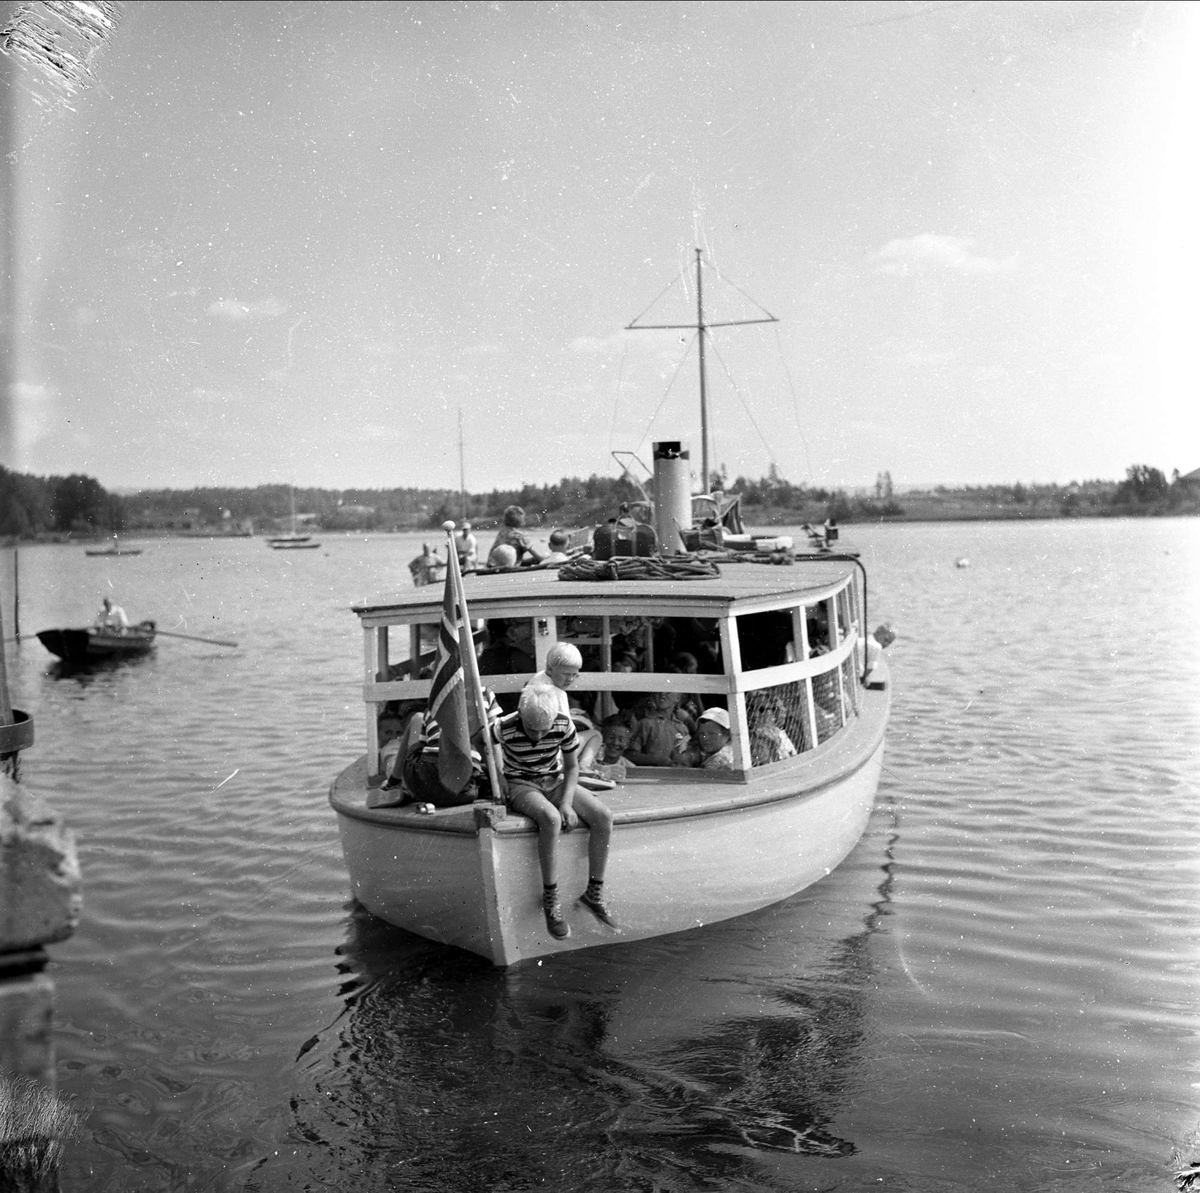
top-left (94, 597), bottom-right (130, 635)
top-left (494, 684), bottom-right (615, 938)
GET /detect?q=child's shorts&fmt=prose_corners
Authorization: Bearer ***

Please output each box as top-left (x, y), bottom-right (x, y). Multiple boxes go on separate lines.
top-left (505, 773), bottom-right (563, 808)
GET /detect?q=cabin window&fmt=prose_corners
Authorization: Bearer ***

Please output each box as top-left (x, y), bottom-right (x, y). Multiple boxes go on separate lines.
top-left (477, 618), bottom-right (537, 711)
top-left (747, 682), bottom-right (812, 761)
top-left (735, 609), bottom-right (796, 671)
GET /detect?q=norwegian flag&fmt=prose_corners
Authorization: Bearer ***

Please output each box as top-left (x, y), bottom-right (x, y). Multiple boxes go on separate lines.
top-left (427, 566), bottom-right (473, 792)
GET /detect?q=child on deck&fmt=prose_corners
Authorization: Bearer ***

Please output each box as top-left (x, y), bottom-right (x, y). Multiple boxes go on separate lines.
top-left (495, 685), bottom-right (615, 939)
top-left (625, 690), bottom-right (692, 767)
top-left (525, 641), bottom-right (582, 718)
top-left (541, 529), bottom-right (573, 564)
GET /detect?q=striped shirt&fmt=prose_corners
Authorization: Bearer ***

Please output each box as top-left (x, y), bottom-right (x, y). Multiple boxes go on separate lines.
top-left (415, 689), bottom-right (502, 774)
top-left (494, 711), bottom-right (579, 781)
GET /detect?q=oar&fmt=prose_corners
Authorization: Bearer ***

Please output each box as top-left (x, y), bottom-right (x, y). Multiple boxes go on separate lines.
top-left (154, 629), bottom-right (240, 648)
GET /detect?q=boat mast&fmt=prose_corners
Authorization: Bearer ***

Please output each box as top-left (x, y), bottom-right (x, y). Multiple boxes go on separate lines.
top-left (458, 406), bottom-right (467, 520)
top-left (627, 248), bottom-right (778, 494)
top-left (695, 249), bottom-right (711, 489)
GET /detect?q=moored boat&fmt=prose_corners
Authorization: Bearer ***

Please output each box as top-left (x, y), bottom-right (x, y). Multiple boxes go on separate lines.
top-left (36, 621), bottom-right (157, 664)
top-left (268, 487), bottom-right (320, 549)
top-left (85, 536), bottom-right (143, 556)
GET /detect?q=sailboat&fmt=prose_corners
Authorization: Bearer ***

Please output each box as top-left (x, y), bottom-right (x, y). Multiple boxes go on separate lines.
top-left (267, 487), bottom-right (320, 549)
top-left (328, 248), bottom-right (893, 966)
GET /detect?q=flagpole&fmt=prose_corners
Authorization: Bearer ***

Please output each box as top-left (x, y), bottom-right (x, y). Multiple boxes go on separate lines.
top-left (443, 521), bottom-right (504, 803)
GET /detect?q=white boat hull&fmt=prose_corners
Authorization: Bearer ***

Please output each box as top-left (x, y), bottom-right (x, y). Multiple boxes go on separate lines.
top-left (331, 675), bottom-right (888, 966)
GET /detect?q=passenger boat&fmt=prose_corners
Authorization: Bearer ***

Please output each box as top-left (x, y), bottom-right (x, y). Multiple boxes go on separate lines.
top-left (36, 621), bottom-right (157, 664)
top-left (328, 251), bottom-right (892, 966)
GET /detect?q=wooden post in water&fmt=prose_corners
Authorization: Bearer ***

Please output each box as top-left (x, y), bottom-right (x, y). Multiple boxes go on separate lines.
top-left (0, 560), bottom-right (12, 729)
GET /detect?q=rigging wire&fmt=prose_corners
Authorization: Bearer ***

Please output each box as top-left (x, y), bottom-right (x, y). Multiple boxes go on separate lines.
top-left (772, 321), bottom-right (815, 482)
top-left (626, 271), bottom-right (684, 328)
top-left (708, 335), bottom-right (777, 469)
top-left (703, 258), bottom-right (779, 323)
top-left (633, 331), bottom-right (699, 458)
top-left (607, 338), bottom-right (630, 458)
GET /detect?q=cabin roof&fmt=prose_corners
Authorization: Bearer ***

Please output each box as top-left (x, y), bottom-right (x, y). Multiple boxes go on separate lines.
top-left (351, 556), bottom-right (858, 621)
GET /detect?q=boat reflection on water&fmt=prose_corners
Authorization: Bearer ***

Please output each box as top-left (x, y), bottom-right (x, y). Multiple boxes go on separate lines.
top-left (282, 809), bottom-right (898, 1190)
top-left (44, 650), bottom-right (156, 683)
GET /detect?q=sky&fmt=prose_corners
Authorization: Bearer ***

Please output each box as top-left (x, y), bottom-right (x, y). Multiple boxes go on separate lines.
top-left (2, 0), bottom-right (1198, 494)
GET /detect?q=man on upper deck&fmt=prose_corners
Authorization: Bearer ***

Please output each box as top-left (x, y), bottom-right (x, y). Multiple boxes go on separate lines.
top-left (488, 505), bottom-right (547, 567)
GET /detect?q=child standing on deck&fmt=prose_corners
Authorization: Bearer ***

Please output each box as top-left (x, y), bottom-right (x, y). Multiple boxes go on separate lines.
top-left (496, 685), bottom-right (616, 938)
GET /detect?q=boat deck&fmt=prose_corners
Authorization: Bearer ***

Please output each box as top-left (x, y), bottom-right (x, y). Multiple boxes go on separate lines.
top-left (351, 556), bottom-right (859, 622)
top-left (330, 669), bottom-right (888, 835)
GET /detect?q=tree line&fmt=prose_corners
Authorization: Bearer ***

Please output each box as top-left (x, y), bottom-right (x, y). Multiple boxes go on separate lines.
top-left (1, 462), bottom-right (1194, 540)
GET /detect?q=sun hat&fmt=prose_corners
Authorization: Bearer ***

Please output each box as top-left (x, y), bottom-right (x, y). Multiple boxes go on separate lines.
top-left (698, 708), bottom-right (730, 730)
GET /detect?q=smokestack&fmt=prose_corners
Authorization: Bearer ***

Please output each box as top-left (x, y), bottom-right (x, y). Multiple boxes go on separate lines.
top-left (652, 441), bottom-right (691, 554)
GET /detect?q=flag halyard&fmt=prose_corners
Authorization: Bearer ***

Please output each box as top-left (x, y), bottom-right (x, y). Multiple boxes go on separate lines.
top-left (428, 569), bottom-right (473, 793)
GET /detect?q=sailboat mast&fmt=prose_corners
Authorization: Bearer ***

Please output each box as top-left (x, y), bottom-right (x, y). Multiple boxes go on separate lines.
top-left (695, 248), bottom-right (710, 493)
top-left (458, 407), bottom-right (467, 520)
top-left (626, 248), bottom-right (778, 497)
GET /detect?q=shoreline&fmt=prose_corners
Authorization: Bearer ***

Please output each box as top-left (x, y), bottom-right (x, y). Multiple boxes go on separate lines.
top-left (3, 504), bottom-right (1196, 550)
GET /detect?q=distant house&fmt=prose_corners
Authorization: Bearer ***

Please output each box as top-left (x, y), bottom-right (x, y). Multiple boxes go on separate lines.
top-left (1179, 467), bottom-right (1200, 491)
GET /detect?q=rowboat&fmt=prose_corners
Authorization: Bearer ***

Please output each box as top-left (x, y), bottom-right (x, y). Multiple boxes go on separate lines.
top-left (36, 621), bottom-right (157, 664)
top-left (328, 251), bottom-right (891, 966)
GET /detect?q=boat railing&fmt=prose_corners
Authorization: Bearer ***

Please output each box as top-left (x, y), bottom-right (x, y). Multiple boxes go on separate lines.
top-left (360, 626), bottom-right (863, 779)
top-left (361, 629), bottom-right (859, 705)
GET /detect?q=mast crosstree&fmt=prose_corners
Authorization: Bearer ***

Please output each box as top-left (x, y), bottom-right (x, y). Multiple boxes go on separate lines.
top-left (626, 248), bottom-right (778, 491)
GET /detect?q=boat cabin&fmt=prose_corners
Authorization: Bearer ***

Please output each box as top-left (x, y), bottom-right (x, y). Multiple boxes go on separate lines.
top-left (353, 560), bottom-right (874, 785)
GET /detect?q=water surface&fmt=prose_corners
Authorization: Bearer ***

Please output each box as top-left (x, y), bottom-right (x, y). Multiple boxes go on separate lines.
top-left (4, 518), bottom-right (1198, 1190)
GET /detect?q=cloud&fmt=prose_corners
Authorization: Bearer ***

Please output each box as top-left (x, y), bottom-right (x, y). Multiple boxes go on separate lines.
top-left (190, 386), bottom-right (241, 405)
top-left (206, 296), bottom-right (290, 321)
top-left (569, 330), bottom-right (629, 355)
top-left (362, 341), bottom-right (401, 358)
top-left (361, 423), bottom-right (404, 443)
top-left (870, 235), bottom-right (1015, 276)
top-left (893, 347), bottom-right (960, 368)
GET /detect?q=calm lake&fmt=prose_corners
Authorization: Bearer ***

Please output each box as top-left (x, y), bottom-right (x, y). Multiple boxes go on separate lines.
top-left (3, 517), bottom-right (1198, 1191)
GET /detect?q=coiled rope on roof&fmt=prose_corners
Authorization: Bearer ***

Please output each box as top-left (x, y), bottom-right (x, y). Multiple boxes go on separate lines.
top-left (557, 555), bottom-right (721, 582)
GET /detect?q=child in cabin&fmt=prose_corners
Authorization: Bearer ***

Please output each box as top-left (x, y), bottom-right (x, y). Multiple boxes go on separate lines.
top-left (495, 685), bottom-right (615, 938)
top-left (747, 691), bottom-right (798, 765)
top-left (588, 715), bottom-right (634, 782)
top-left (625, 690), bottom-right (692, 767)
top-left (693, 707), bottom-right (736, 771)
